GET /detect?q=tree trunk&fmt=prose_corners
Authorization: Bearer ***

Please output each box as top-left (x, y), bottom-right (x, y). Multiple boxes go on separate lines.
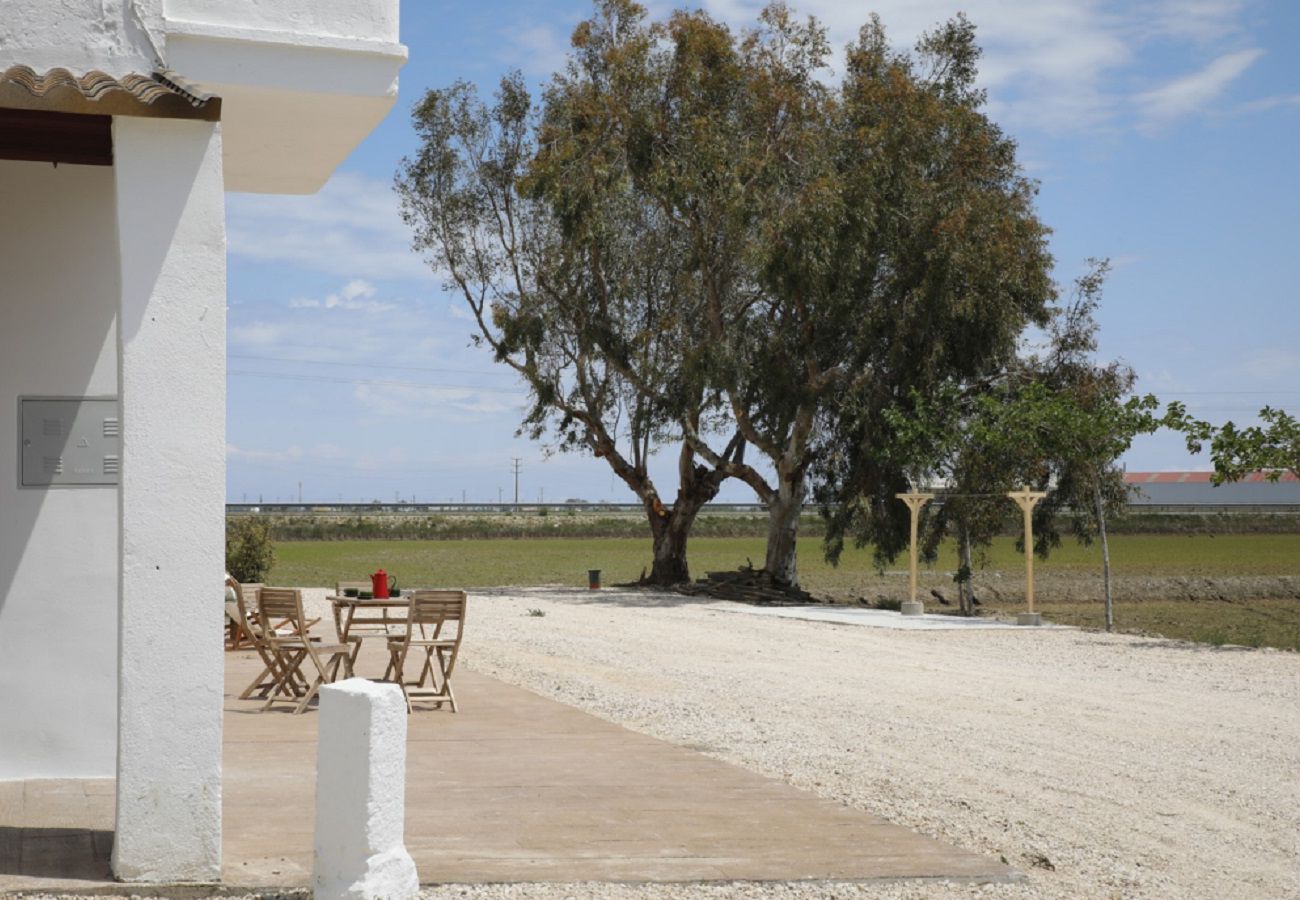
top-left (957, 523), bottom-right (975, 617)
top-left (763, 473), bottom-right (805, 587)
top-left (642, 455), bottom-right (725, 586)
top-left (1094, 477), bottom-right (1114, 632)
top-left (648, 513), bottom-right (692, 585)
top-left (646, 496), bottom-right (708, 585)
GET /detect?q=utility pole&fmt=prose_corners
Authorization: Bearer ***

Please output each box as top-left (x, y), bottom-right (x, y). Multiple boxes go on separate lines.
top-left (298, 481), bottom-right (302, 504)
top-left (462, 489), bottom-right (466, 504)
top-left (498, 487), bottom-right (503, 503)
top-left (510, 458), bottom-right (522, 507)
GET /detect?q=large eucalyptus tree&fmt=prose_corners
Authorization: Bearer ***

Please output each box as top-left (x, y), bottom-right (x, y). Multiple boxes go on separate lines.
top-left (400, 0), bottom-right (1059, 591)
top-left (397, 60), bottom-right (745, 585)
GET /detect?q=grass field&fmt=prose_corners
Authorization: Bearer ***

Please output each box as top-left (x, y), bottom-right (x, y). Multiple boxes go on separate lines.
top-left (269, 533), bottom-right (1300, 589)
top-left (267, 533), bottom-right (1300, 651)
top-left (1017, 599), bottom-right (1300, 650)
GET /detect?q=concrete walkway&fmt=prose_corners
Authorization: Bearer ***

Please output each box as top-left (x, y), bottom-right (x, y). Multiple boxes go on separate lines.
top-left (0, 645), bottom-right (1017, 891)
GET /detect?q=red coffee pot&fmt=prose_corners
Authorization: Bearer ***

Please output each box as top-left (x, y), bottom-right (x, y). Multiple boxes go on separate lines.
top-left (371, 569), bottom-right (396, 599)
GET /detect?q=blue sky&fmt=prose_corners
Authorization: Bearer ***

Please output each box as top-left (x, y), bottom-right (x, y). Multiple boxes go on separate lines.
top-left (225, 0), bottom-right (1300, 504)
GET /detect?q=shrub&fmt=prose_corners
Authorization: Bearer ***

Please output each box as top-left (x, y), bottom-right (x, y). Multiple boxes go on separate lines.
top-left (226, 517), bottom-right (275, 583)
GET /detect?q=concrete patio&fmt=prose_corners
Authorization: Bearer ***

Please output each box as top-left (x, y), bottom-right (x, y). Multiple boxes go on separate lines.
top-left (0, 643), bottom-right (1017, 891)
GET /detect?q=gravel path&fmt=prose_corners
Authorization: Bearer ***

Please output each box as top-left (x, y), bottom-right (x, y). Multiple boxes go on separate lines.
top-left (432, 586), bottom-right (1300, 900)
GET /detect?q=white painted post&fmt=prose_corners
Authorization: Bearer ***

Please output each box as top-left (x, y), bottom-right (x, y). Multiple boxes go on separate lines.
top-left (314, 679), bottom-right (419, 900)
top-left (112, 117), bottom-right (226, 882)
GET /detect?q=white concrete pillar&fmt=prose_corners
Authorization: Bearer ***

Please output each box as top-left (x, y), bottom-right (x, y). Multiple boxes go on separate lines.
top-left (314, 679), bottom-right (419, 900)
top-left (111, 116), bottom-right (226, 882)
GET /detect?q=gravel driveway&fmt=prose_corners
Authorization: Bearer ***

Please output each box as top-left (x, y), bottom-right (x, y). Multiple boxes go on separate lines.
top-left (430, 586), bottom-right (1300, 900)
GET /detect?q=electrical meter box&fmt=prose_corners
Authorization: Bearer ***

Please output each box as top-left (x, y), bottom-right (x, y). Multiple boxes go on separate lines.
top-left (19, 397), bottom-right (120, 487)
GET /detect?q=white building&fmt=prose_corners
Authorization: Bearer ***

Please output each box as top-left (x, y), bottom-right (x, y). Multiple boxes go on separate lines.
top-left (0, 0), bottom-right (405, 882)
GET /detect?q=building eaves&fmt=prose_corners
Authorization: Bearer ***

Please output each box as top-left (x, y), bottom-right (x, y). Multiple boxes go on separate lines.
top-left (0, 65), bottom-right (220, 121)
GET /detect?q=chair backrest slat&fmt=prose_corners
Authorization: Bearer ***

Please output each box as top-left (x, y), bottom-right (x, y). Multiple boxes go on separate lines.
top-left (406, 590), bottom-right (466, 626)
top-left (259, 587), bottom-right (305, 642)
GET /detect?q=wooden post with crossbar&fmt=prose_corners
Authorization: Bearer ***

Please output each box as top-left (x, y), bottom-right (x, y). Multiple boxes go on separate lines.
top-left (1007, 486), bottom-right (1048, 626)
top-left (895, 491), bottom-right (935, 616)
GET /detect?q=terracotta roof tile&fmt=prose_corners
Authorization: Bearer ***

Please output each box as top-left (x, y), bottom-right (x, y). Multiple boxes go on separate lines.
top-left (0, 65), bottom-right (219, 121)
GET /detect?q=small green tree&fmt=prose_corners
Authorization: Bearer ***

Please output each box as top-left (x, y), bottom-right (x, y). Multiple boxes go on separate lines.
top-left (226, 517), bottom-right (275, 584)
top-left (876, 382), bottom-right (1038, 616)
top-left (1170, 404), bottom-right (1299, 483)
top-left (880, 262), bottom-right (1163, 629)
top-left (1005, 263), bottom-right (1163, 631)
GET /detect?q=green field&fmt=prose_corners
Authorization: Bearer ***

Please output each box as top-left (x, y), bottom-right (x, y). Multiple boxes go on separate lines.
top-left (269, 533), bottom-right (1300, 589)
top-left (1022, 599), bottom-right (1300, 650)
top-left (267, 533), bottom-right (1300, 651)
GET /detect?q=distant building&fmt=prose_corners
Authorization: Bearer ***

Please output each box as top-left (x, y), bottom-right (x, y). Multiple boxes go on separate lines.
top-left (1125, 471), bottom-right (1300, 509)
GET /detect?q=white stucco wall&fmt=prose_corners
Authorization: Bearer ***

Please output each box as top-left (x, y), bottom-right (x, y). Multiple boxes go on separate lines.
top-left (0, 0), bottom-right (162, 75)
top-left (165, 0), bottom-right (399, 45)
top-left (163, 0), bottom-right (406, 194)
top-left (112, 116), bottom-right (226, 882)
top-left (0, 161), bottom-right (121, 780)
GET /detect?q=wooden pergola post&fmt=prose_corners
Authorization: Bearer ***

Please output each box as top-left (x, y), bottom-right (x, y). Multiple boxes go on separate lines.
top-left (895, 491), bottom-right (935, 616)
top-left (1007, 486), bottom-right (1048, 626)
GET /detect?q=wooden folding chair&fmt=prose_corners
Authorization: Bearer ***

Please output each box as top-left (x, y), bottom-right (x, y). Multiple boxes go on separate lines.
top-left (229, 578), bottom-right (301, 700)
top-left (258, 587), bottom-right (353, 714)
top-left (386, 590), bottom-right (466, 713)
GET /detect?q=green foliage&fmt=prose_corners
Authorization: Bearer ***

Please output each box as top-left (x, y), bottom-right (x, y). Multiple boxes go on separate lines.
top-left (400, 2), bottom-right (1057, 587)
top-left (1169, 403), bottom-right (1299, 484)
top-left (225, 517), bottom-right (275, 584)
top-left (395, 8), bottom-right (743, 584)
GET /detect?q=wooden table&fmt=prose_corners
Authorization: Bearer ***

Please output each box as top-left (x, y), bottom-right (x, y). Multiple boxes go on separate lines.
top-left (326, 595), bottom-right (410, 670)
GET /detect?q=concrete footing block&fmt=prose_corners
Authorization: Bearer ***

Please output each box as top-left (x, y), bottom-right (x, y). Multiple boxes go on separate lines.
top-left (900, 600), bottom-right (924, 617)
top-left (313, 678), bottom-right (419, 900)
top-left (1017, 613), bottom-right (1043, 627)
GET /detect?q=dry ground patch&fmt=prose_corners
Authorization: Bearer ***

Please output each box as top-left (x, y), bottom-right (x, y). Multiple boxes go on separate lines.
top-left (446, 587), bottom-right (1300, 899)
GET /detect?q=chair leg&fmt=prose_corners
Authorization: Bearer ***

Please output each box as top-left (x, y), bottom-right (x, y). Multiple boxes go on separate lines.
top-left (261, 648), bottom-right (308, 711)
top-left (416, 648), bottom-right (438, 688)
top-left (437, 648), bottom-right (458, 713)
top-left (293, 676), bottom-right (324, 714)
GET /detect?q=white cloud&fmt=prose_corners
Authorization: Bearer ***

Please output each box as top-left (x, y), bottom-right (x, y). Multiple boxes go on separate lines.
top-left (447, 303), bottom-right (476, 322)
top-left (501, 23), bottom-right (573, 77)
top-left (1240, 92), bottom-right (1300, 113)
top-left (632, 0), bottom-right (1264, 134)
top-left (1135, 47), bottom-right (1264, 126)
top-left (227, 172), bottom-right (433, 281)
top-left (1238, 348), bottom-right (1298, 381)
top-left (354, 383), bottom-right (525, 421)
top-left (226, 443), bottom-right (304, 464)
top-left (288, 279), bottom-right (397, 313)
top-left (230, 323), bottom-right (283, 346)
top-left (1135, 0), bottom-right (1251, 43)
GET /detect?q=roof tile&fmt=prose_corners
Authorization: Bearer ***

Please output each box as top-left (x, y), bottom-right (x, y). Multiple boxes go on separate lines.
top-left (0, 65), bottom-right (219, 121)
